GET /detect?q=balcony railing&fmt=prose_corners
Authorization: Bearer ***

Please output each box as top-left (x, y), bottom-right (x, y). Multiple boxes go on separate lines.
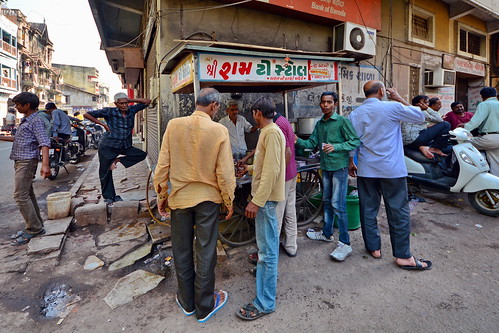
top-left (1, 41), bottom-right (17, 57)
top-left (1, 77), bottom-right (17, 89)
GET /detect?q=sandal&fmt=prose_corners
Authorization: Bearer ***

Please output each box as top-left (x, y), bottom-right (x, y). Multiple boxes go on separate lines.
top-left (248, 252), bottom-right (258, 265)
top-left (10, 229), bottom-right (45, 246)
top-left (236, 303), bottom-right (272, 321)
top-left (10, 230), bottom-right (24, 240)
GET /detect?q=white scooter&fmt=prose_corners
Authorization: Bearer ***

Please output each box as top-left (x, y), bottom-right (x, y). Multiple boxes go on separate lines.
top-left (405, 127), bottom-right (499, 217)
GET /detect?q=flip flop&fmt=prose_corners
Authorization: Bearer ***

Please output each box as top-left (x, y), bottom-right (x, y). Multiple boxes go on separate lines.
top-left (399, 257), bottom-right (432, 270)
top-left (197, 290), bottom-right (228, 323)
top-left (10, 230), bottom-right (24, 239)
top-left (175, 294), bottom-right (195, 316)
top-left (10, 229), bottom-right (45, 246)
top-left (248, 252), bottom-right (258, 265)
top-left (236, 303), bottom-right (273, 321)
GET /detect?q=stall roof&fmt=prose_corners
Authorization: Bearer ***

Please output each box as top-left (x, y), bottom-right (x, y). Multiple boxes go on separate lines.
top-left (161, 42), bottom-right (354, 94)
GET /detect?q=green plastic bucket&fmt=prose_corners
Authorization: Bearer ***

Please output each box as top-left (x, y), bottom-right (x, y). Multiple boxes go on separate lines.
top-left (333, 186), bottom-right (361, 230)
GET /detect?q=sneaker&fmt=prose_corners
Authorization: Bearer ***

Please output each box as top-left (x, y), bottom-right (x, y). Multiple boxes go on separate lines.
top-left (197, 290), bottom-right (228, 323)
top-left (330, 242), bottom-right (352, 261)
top-left (306, 230), bottom-right (334, 242)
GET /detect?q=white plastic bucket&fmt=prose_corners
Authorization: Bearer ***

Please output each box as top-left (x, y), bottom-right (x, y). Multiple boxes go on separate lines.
top-left (47, 192), bottom-right (72, 219)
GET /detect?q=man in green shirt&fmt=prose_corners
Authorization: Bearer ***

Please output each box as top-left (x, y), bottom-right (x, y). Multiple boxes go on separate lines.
top-left (295, 91), bottom-right (360, 261)
top-left (459, 87), bottom-right (499, 177)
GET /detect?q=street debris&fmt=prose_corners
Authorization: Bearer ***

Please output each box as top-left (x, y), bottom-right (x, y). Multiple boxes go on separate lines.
top-left (103, 270), bottom-right (164, 309)
top-left (84, 255), bottom-right (104, 270)
top-left (109, 244), bottom-right (152, 271)
top-left (475, 224), bottom-right (483, 228)
top-left (41, 283), bottom-right (81, 322)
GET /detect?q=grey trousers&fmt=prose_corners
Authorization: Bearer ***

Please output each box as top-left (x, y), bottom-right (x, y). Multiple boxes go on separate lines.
top-left (276, 176), bottom-right (298, 255)
top-left (470, 134), bottom-right (499, 177)
top-left (171, 201), bottom-right (220, 320)
top-left (357, 177), bottom-right (411, 259)
top-left (14, 159), bottom-right (44, 234)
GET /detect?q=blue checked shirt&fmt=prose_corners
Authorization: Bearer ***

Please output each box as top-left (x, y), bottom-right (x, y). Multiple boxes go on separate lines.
top-left (10, 113), bottom-right (51, 161)
top-left (87, 104), bottom-right (147, 149)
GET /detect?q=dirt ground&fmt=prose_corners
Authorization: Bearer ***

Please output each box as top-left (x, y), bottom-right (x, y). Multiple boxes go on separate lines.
top-left (0, 168), bottom-right (497, 332)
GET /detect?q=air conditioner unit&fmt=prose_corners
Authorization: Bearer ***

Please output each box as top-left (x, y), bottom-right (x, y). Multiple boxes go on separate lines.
top-left (424, 68), bottom-right (456, 87)
top-left (333, 22), bottom-right (376, 56)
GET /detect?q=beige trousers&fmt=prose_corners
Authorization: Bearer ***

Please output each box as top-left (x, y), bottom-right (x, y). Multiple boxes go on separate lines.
top-left (470, 134), bottom-right (499, 177)
top-left (276, 176), bottom-right (298, 255)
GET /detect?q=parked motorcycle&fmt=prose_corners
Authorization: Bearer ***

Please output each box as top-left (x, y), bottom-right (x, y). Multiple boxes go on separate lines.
top-left (84, 121), bottom-right (103, 149)
top-left (405, 127), bottom-right (499, 216)
top-left (69, 122), bottom-right (87, 163)
top-left (47, 137), bottom-right (79, 180)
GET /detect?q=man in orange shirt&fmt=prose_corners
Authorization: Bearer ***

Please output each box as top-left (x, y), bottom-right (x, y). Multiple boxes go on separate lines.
top-left (154, 88), bottom-right (235, 323)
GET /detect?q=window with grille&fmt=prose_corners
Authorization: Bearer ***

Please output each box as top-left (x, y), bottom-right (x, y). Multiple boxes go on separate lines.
top-left (408, 6), bottom-right (435, 47)
top-left (458, 25), bottom-right (486, 59)
top-left (412, 15), bottom-right (429, 40)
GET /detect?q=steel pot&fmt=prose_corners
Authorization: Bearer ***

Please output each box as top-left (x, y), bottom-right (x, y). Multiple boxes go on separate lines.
top-left (297, 117), bottom-right (322, 135)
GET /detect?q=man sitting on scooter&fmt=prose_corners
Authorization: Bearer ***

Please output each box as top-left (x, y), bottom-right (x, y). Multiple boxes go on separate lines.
top-left (401, 95), bottom-right (451, 159)
top-left (459, 87), bottom-right (499, 177)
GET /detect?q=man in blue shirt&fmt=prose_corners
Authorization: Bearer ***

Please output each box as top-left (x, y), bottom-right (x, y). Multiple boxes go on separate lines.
top-left (45, 102), bottom-right (76, 141)
top-left (84, 93), bottom-right (151, 203)
top-left (348, 81), bottom-right (432, 270)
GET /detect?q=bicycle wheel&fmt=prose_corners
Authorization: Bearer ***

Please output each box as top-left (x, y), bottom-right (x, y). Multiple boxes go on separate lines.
top-left (296, 169), bottom-right (323, 227)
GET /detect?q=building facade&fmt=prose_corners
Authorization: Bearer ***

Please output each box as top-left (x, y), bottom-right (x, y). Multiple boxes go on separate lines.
top-left (89, 0), bottom-right (498, 165)
top-left (0, 11), bottom-right (18, 125)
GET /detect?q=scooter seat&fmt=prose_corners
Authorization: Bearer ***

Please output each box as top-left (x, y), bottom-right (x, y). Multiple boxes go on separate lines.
top-left (404, 147), bottom-right (440, 164)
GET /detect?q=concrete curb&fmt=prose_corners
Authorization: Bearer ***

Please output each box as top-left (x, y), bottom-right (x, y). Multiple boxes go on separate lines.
top-left (69, 153), bottom-right (99, 198)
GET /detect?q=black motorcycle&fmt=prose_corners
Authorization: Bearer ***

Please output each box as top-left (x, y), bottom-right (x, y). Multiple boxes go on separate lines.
top-left (84, 122), bottom-right (103, 149)
top-left (69, 122), bottom-right (88, 163)
top-left (47, 137), bottom-right (79, 180)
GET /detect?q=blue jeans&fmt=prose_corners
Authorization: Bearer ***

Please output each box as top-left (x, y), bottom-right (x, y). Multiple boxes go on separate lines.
top-left (254, 201), bottom-right (279, 314)
top-left (322, 168), bottom-right (349, 245)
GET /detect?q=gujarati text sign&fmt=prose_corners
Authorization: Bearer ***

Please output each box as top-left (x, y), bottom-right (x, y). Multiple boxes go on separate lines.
top-left (198, 53), bottom-right (338, 83)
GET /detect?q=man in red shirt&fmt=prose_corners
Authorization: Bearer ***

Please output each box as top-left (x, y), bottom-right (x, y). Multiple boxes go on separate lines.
top-left (443, 101), bottom-right (474, 130)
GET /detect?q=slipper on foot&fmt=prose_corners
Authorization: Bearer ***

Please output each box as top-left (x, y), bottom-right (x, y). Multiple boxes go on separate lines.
top-left (197, 290), bottom-right (228, 323)
top-left (248, 252), bottom-right (258, 265)
top-left (236, 303), bottom-right (272, 321)
top-left (175, 294), bottom-right (195, 316)
top-left (10, 229), bottom-right (45, 246)
top-left (399, 257), bottom-right (432, 270)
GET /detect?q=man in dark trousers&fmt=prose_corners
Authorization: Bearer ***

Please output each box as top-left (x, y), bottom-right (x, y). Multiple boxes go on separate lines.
top-left (154, 88), bottom-right (235, 323)
top-left (84, 92), bottom-right (150, 203)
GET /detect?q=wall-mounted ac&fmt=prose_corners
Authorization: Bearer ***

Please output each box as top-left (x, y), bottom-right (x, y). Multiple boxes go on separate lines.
top-left (424, 68), bottom-right (456, 87)
top-left (333, 22), bottom-right (376, 56)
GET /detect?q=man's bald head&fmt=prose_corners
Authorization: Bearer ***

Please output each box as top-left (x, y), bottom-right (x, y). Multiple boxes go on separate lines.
top-left (364, 80), bottom-right (385, 98)
top-left (196, 88), bottom-right (220, 106)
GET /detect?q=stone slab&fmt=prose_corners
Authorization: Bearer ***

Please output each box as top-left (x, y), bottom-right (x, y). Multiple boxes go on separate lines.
top-left (27, 234), bottom-right (65, 255)
top-left (84, 255), bottom-right (104, 270)
top-left (70, 197), bottom-right (85, 216)
top-left (96, 234), bottom-right (148, 264)
top-left (74, 202), bottom-right (108, 226)
top-left (108, 243), bottom-right (152, 271)
top-left (118, 190), bottom-right (147, 202)
top-left (97, 222), bottom-right (147, 247)
top-left (147, 223), bottom-right (171, 244)
top-left (44, 217), bottom-right (73, 236)
top-left (104, 269), bottom-right (164, 309)
top-left (216, 240), bottom-right (227, 262)
top-left (109, 201), bottom-right (140, 224)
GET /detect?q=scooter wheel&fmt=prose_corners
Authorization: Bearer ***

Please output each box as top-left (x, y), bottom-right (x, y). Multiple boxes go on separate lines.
top-left (468, 190), bottom-right (499, 217)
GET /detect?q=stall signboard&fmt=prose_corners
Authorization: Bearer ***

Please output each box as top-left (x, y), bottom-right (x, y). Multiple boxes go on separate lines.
top-left (198, 53), bottom-right (338, 83)
top-left (255, 0), bottom-right (381, 30)
top-left (171, 54), bottom-right (194, 93)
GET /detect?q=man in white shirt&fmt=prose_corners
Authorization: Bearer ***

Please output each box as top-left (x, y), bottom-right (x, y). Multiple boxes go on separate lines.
top-left (348, 80), bottom-right (432, 271)
top-left (218, 100), bottom-right (257, 159)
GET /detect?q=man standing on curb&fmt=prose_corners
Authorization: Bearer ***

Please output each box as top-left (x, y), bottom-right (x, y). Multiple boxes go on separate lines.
top-left (84, 93), bottom-right (150, 204)
top-left (236, 97), bottom-right (285, 321)
top-left (154, 88), bottom-right (235, 323)
top-left (295, 91), bottom-right (360, 262)
top-left (348, 80), bottom-right (432, 270)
